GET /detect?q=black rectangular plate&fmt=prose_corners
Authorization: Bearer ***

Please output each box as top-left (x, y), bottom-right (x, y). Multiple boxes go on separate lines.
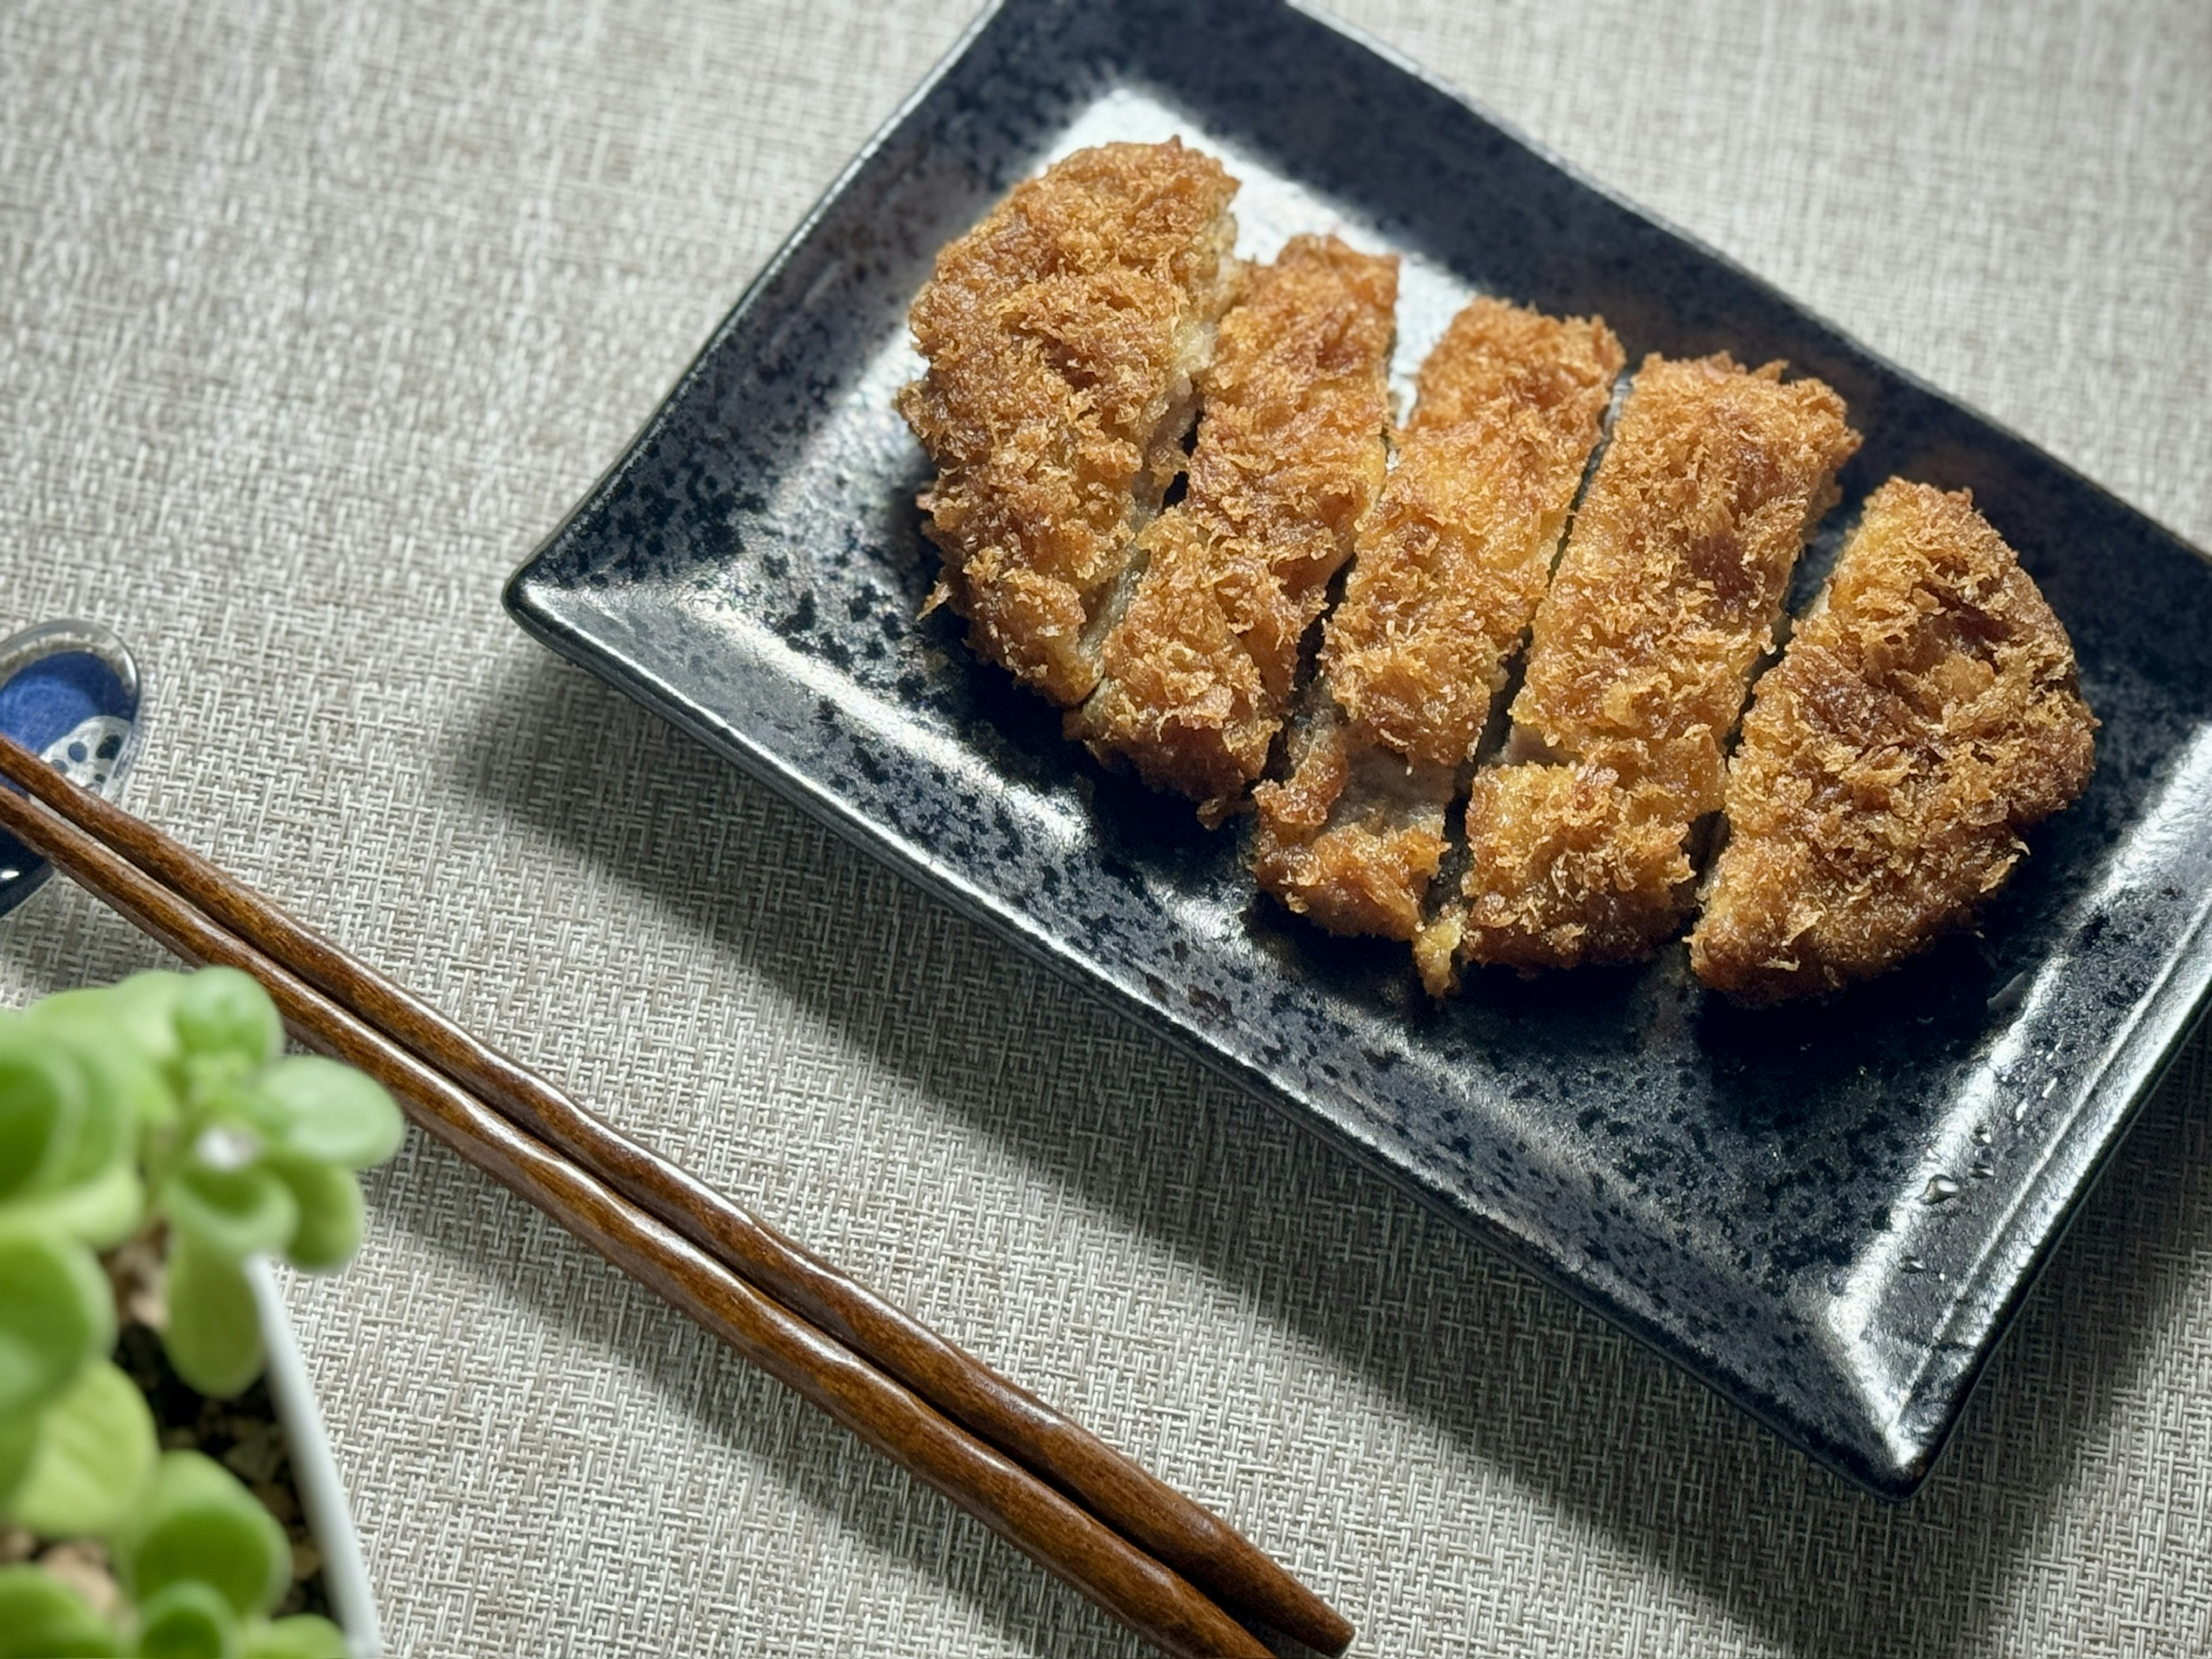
top-left (505, 0), bottom-right (2212, 1498)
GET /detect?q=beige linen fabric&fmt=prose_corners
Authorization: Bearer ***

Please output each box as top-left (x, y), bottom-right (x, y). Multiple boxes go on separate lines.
top-left (3, 0), bottom-right (2210, 1653)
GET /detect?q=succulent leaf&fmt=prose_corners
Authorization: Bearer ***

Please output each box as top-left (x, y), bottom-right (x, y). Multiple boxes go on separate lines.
top-left (14, 1164), bottom-right (147, 1253)
top-left (0, 1031), bottom-right (92, 1205)
top-left (115, 1451), bottom-right (290, 1620)
top-left (267, 1161), bottom-right (363, 1274)
top-left (160, 1235), bottom-right (266, 1401)
top-left (0, 1563), bottom-right (126, 1657)
top-left (238, 1615), bottom-right (348, 1659)
top-left (0, 1230), bottom-right (113, 1420)
top-left (0, 1406), bottom-right (37, 1508)
top-left (3, 1358), bottom-right (158, 1537)
top-left (23, 1002), bottom-right (177, 1142)
top-left (173, 973), bottom-right (283, 1073)
top-left (135, 1578), bottom-right (242, 1659)
top-left (103, 971), bottom-right (191, 1073)
top-left (162, 1162), bottom-right (298, 1265)
top-left (246, 1059), bottom-right (402, 1172)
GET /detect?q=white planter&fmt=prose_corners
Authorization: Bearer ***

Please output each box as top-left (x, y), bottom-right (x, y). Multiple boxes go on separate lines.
top-left (248, 1262), bottom-right (382, 1659)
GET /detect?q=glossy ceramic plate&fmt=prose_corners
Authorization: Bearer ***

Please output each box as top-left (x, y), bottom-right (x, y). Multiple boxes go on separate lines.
top-left (505, 0), bottom-right (2212, 1497)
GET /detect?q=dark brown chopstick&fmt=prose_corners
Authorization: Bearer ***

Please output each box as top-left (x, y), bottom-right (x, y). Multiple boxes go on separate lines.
top-left (0, 771), bottom-right (1260, 1656)
top-left (0, 735), bottom-right (1350, 1657)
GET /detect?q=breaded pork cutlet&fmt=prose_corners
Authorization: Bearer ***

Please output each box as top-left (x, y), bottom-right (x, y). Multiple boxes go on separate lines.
top-left (1690, 480), bottom-right (2095, 1003)
top-left (1070, 235), bottom-right (1397, 824)
top-left (1434, 353), bottom-right (1861, 984)
top-left (1251, 297), bottom-right (1624, 940)
top-left (897, 141), bottom-right (1241, 706)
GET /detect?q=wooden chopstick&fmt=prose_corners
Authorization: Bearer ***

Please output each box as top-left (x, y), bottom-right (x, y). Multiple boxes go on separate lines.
top-left (0, 772), bottom-right (1260, 1656)
top-left (0, 735), bottom-right (1350, 1657)
top-left (0, 739), bottom-right (1344, 1656)
top-left (0, 740), bottom-right (1348, 1653)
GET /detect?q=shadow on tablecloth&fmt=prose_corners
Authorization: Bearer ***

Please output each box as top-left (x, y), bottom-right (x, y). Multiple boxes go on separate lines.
top-left (445, 647), bottom-right (2212, 1659)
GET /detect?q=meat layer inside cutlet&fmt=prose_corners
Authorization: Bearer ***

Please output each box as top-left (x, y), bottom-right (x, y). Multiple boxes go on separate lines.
top-left (1069, 234), bottom-right (1397, 824)
top-left (1250, 699), bottom-right (1461, 940)
top-left (1690, 480), bottom-right (2095, 1004)
top-left (1252, 297), bottom-right (1623, 941)
top-left (896, 140), bottom-right (1241, 707)
top-left (1440, 354), bottom-right (1861, 983)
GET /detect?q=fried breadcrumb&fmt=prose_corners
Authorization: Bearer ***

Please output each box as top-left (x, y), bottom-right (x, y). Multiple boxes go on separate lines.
top-left (1450, 353), bottom-right (1861, 979)
top-left (1325, 300), bottom-right (1628, 770)
top-left (1070, 235), bottom-right (1397, 821)
top-left (1688, 480), bottom-right (2095, 1003)
top-left (1253, 700), bottom-right (1457, 938)
top-left (1434, 766), bottom-right (1694, 979)
top-left (1253, 297), bottom-right (1622, 939)
top-left (897, 141), bottom-right (1241, 706)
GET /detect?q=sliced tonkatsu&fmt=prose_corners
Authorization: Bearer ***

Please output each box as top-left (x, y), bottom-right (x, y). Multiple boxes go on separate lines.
top-left (1435, 353), bottom-right (1861, 982)
top-left (1070, 234), bottom-right (1397, 823)
top-left (1689, 479), bottom-right (2096, 1003)
top-left (895, 137), bottom-right (2103, 1012)
top-left (1252, 296), bottom-right (1624, 941)
top-left (897, 141), bottom-right (1241, 707)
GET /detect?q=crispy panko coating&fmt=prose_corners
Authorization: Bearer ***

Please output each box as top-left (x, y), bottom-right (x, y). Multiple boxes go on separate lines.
top-left (1416, 765), bottom-right (1694, 991)
top-left (1448, 353), bottom-right (1861, 980)
top-left (1069, 235), bottom-right (1398, 822)
top-left (1689, 480), bottom-right (2095, 1003)
top-left (1252, 701), bottom-right (1457, 938)
top-left (897, 140), bottom-right (1241, 706)
top-left (1253, 297), bottom-right (1622, 938)
top-left (1325, 299), bottom-right (1627, 769)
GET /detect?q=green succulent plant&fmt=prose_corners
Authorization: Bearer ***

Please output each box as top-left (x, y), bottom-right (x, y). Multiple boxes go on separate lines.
top-left (0, 967), bottom-right (403, 1659)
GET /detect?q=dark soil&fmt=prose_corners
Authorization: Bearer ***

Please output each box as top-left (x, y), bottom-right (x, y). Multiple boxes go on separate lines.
top-left (115, 1323), bottom-right (334, 1622)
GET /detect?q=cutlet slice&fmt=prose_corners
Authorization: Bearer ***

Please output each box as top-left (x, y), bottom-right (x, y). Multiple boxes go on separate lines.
top-left (1069, 235), bottom-right (1397, 824)
top-left (1251, 699), bottom-right (1461, 939)
top-left (1690, 480), bottom-right (2095, 1003)
top-left (1328, 300), bottom-right (1628, 768)
top-left (896, 140), bottom-right (1241, 706)
top-left (1441, 353), bottom-right (1861, 982)
top-left (1252, 297), bottom-right (1624, 939)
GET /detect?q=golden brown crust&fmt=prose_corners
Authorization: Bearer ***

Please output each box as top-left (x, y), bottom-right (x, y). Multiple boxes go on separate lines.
top-left (1249, 703), bottom-right (1452, 938)
top-left (1451, 353), bottom-right (1861, 975)
top-left (1510, 354), bottom-right (1862, 808)
top-left (1252, 297), bottom-right (1622, 938)
top-left (1069, 236), bottom-right (1397, 820)
top-left (1688, 480), bottom-right (2096, 1003)
top-left (896, 141), bottom-right (1240, 706)
top-left (1324, 300), bottom-right (1626, 770)
top-left (1453, 766), bottom-right (1694, 973)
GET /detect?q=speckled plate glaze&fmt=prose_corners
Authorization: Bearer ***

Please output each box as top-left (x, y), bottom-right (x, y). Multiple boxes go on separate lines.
top-left (505, 0), bottom-right (2212, 1498)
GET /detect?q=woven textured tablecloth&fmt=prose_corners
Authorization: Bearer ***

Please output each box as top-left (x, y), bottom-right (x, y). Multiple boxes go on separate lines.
top-left (4, 1), bottom-right (2209, 1653)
